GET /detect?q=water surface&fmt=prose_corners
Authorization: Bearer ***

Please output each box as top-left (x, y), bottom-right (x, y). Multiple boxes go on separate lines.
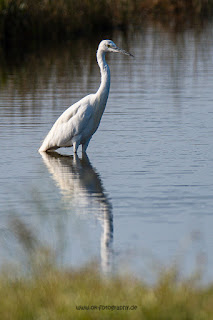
top-left (1, 25), bottom-right (213, 280)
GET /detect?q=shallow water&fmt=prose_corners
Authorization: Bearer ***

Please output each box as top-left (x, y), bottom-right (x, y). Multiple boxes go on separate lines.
top-left (1, 25), bottom-right (213, 280)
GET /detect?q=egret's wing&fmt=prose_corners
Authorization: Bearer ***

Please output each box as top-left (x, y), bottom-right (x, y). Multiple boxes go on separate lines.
top-left (39, 95), bottom-right (94, 151)
top-left (59, 100), bottom-right (84, 123)
top-left (58, 103), bottom-right (93, 145)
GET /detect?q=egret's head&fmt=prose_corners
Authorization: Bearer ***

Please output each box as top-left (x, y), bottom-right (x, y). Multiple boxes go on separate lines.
top-left (98, 40), bottom-right (134, 57)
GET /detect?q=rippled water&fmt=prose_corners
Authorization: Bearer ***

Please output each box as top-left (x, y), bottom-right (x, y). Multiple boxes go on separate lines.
top-left (1, 25), bottom-right (213, 280)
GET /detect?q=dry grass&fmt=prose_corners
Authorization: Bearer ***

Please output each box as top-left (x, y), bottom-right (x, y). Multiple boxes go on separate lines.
top-left (0, 247), bottom-right (213, 320)
top-left (0, 215), bottom-right (212, 319)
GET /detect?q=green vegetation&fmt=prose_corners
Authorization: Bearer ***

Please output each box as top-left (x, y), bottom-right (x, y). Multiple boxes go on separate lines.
top-left (0, 0), bottom-right (213, 45)
top-left (0, 248), bottom-right (212, 320)
top-left (1, 216), bottom-right (212, 319)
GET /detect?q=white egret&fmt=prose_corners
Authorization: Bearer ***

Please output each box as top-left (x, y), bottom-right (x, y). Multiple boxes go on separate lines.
top-left (39, 40), bottom-right (133, 154)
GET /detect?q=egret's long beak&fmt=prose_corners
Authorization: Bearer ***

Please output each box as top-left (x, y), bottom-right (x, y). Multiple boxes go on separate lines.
top-left (114, 47), bottom-right (134, 57)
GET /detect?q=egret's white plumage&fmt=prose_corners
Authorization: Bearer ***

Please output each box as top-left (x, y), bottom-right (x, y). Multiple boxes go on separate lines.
top-left (39, 40), bottom-right (133, 154)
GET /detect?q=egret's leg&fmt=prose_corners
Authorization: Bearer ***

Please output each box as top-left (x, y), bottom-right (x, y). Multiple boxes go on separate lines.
top-left (73, 140), bottom-right (80, 154)
top-left (82, 138), bottom-right (91, 153)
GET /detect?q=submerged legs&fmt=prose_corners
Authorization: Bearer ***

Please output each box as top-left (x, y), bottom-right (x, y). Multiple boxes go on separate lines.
top-left (73, 140), bottom-right (80, 153)
top-left (82, 138), bottom-right (91, 153)
top-left (72, 136), bottom-right (91, 154)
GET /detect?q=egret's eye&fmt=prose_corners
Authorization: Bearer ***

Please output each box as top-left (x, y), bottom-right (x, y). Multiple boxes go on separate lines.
top-left (107, 44), bottom-right (111, 48)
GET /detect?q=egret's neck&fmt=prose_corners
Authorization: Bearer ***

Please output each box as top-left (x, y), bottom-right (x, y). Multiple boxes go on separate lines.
top-left (96, 49), bottom-right (110, 100)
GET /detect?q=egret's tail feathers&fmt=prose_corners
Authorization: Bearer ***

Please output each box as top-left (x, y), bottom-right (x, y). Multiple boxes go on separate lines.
top-left (38, 145), bottom-right (55, 153)
top-left (38, 140), bottom-right (49, 153)
top-left (38, 146), bottom-right (46, 153)
top-left (39, 140), bottom-right (59, 152)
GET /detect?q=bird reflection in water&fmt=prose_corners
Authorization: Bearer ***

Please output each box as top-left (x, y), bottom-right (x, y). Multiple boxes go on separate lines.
top-left (40, 151), bottom-right (113, 273)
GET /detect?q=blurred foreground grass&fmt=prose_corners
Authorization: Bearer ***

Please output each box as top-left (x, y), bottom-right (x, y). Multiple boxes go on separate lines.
top-left (0, 0), bottom-right (213, 45)
top-left (1, 247), bottom-right (213, 320)
top-left (1, 210), bottom-right (213, 319)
